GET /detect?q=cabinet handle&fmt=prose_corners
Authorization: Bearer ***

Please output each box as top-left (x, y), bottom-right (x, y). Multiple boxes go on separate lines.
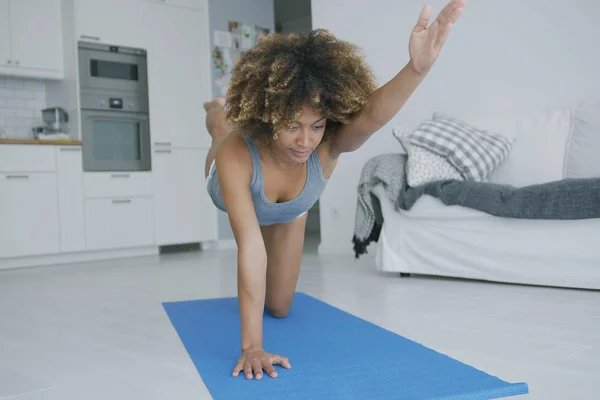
top-left (15, 60), bottom-right (19, 65)
top-left (81, 35), bottom-right (101, 41)
top-left (60, 147), bottom-right (81, 152)
top-left (6, 174), bottom-right (29, 179)
top-left (6, 60), bottom-right (11, 64)
top-left (154, 149), bottom-right (172, 154)
top-left (111, 173), bottom-right (130, 178)
top-left (112, 199), bottom-right (132, 204)
top-left (154, 142), bottom-right (171, 146)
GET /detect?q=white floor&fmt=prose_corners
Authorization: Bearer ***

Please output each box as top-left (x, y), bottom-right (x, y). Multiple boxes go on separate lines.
top-left (1, 234), bottom-right (598, 399)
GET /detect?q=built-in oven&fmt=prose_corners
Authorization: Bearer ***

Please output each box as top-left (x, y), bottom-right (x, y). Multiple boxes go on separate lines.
top-left (81, 108), bottom-right (151, 172)
top-left (78, 42), bottom-right (151, 172)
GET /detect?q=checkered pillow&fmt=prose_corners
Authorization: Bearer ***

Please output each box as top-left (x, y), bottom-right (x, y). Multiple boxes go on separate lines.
top-left (407, 113), bottom-right (514, 181)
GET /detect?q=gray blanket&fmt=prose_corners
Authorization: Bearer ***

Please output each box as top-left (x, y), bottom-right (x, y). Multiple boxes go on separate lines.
top-left (352, 153), bottom-right (600, 258)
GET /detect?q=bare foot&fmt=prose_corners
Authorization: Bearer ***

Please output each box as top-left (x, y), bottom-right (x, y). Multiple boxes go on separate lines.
top-left (203, 98), bottom-right (230, 177)
top-left (203, 97), bottom-right (226, 112)
top-left (204, 98), bottom-right (230, 140)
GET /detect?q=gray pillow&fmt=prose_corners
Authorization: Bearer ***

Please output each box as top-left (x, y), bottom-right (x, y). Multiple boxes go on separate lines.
top-left (406, 113), bottom-right (514, 181)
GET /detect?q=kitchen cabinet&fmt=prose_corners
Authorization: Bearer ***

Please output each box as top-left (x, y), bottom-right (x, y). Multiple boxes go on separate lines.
top-left (75, 0), bottom-right (145, 49)
top-left (0, 144), bottom-right (56, 172)
top-left (84, 197), bottom-right (155, 250)
top-left (144, 1), bottom-right (212, 148)
top-left (83, 172), bottom-right (153, 199)
top-left (56, 146), bottom-right (86, 253)
top-left (9, 0), bottom-right (63, 73)
top-left (0, 173), bottom-right (61, 258)
top-left (0, 1), bottom-right (10, 69)
top-left (82, 171), bottom-right (156, 250)
top-left (0, 142), bottom-right (174, 264)
top-left (152, 147), bottom-right (217, 245)
top-left (0, 0), bottom-right (63, 79)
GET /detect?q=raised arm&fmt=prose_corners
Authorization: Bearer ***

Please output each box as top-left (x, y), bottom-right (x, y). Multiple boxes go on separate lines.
top-left (329, 0), bottom-right (466, 156)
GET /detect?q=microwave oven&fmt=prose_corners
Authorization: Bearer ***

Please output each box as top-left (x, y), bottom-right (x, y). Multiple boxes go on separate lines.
top-left (78, 42), bottom-right (148, 97)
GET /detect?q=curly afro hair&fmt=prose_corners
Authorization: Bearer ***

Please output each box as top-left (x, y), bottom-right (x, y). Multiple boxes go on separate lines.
top-left (224, 29), bottom-right (378, 144)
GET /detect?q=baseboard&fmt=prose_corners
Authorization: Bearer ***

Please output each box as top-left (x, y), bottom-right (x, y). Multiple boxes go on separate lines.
top-left (0, 239), bottom-right (241, 271)
top-left (159, 243), bottom-right (201, 253)
top-left (0, 246), bottom-right (159, 270)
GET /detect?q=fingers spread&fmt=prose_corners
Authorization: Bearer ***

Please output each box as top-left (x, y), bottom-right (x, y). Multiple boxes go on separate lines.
top-left (232, 362), bottom-right (243, 377)
top-left (438, 0), bottom-right (465, 25)
top-left (234, 353), bottom-right (291, 379)
top-left (434, 23), bottom-right (452, 52)
top-left (244, 363), bottom-right (253, 380)
top-left (252, 360), bottom-right (264, 380)
top-left (273, 355), bottom-right (292, 369)
top-left (264, 362), bottom-right (278, 378)
top-left (414, 4), bottom-right (432, 31)
top-left (448, 5), bottom-right (464, 24)
top-left (434, 5), bottom-right (463, 50)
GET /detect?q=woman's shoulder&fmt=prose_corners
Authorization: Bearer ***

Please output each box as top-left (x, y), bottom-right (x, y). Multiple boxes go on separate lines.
top-left (316, 140), bottom-right (339, 179)
top-left (217, 131), bottom-right (250, 159)
top-left (215, 131), bottom-right (253, 178)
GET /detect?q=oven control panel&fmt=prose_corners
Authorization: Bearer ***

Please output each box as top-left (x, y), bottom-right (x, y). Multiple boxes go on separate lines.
top-left (80, 93), bottom-right (147, 113)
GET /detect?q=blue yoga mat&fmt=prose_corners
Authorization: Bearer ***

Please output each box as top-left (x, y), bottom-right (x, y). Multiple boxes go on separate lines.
top-left (162, 292), bottom-right (528, 399)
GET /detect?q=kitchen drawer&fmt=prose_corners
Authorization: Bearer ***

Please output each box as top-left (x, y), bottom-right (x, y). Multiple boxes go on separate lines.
top-left (83, 172), bottom-right (153, 198)
top-left (0, 145), bottom-right (56, 172)
top-left (84, 197), bottom-right (155, 250)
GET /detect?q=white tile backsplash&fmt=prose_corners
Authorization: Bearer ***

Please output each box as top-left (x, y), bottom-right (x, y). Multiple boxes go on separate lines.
top-left (0, 88), bottom-right (14, 98)
top-left (0, 76), bottom-right (46, 139)
top-left (14, 89), bottom-right (35, 100)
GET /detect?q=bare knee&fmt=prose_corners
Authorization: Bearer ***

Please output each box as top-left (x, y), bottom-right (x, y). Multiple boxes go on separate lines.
top-left (266, 301), bottom-right (292, 318)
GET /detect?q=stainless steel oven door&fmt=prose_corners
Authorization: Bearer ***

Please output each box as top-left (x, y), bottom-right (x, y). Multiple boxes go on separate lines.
top-left (78, 43), bottom-right (148, 96)
top-left (81, 110), bottom-right (151, 172)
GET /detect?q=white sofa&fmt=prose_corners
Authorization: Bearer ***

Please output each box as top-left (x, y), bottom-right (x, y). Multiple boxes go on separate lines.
top-left (374, 100), bottom-right (600, 290)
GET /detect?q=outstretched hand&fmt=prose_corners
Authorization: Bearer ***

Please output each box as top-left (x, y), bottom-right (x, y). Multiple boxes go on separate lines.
top-left (232, 347), bottom-right (291, 380)
top-left (409, 0), bottom-right (466, 75)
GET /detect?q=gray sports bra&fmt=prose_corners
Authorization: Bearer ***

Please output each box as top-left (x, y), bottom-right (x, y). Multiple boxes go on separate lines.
top-left (207, 137), bottom-right (329, 226)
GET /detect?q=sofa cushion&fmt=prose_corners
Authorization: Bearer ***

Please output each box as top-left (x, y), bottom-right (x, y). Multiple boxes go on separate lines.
top-left (408, 113), bottom-right (514, 181)
top-left (566, 100), bottom-right (600, 178)
top-left (465, 106), bottom-right (572, 187)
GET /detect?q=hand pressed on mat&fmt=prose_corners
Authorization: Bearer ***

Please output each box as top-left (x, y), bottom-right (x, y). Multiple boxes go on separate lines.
top-left (232, 347), bottom-right (291, 379)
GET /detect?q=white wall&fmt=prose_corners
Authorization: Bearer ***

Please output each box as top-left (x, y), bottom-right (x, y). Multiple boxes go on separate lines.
top-left (312, 0), bottom-right (600, 254)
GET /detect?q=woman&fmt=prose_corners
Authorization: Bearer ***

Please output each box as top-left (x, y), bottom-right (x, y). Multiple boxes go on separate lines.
top-left (203, 0), bottom-right (466, 380)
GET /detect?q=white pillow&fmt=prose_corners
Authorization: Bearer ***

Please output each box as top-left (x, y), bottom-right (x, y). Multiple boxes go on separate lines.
top-left (393, 126), bottom-right (463, 187)
top-left (401, 137), bottom-right (463, 187)
top-left (392, 126), bottom-right (408, 154)
top-left (463, 107), bottom-right (570, 186)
